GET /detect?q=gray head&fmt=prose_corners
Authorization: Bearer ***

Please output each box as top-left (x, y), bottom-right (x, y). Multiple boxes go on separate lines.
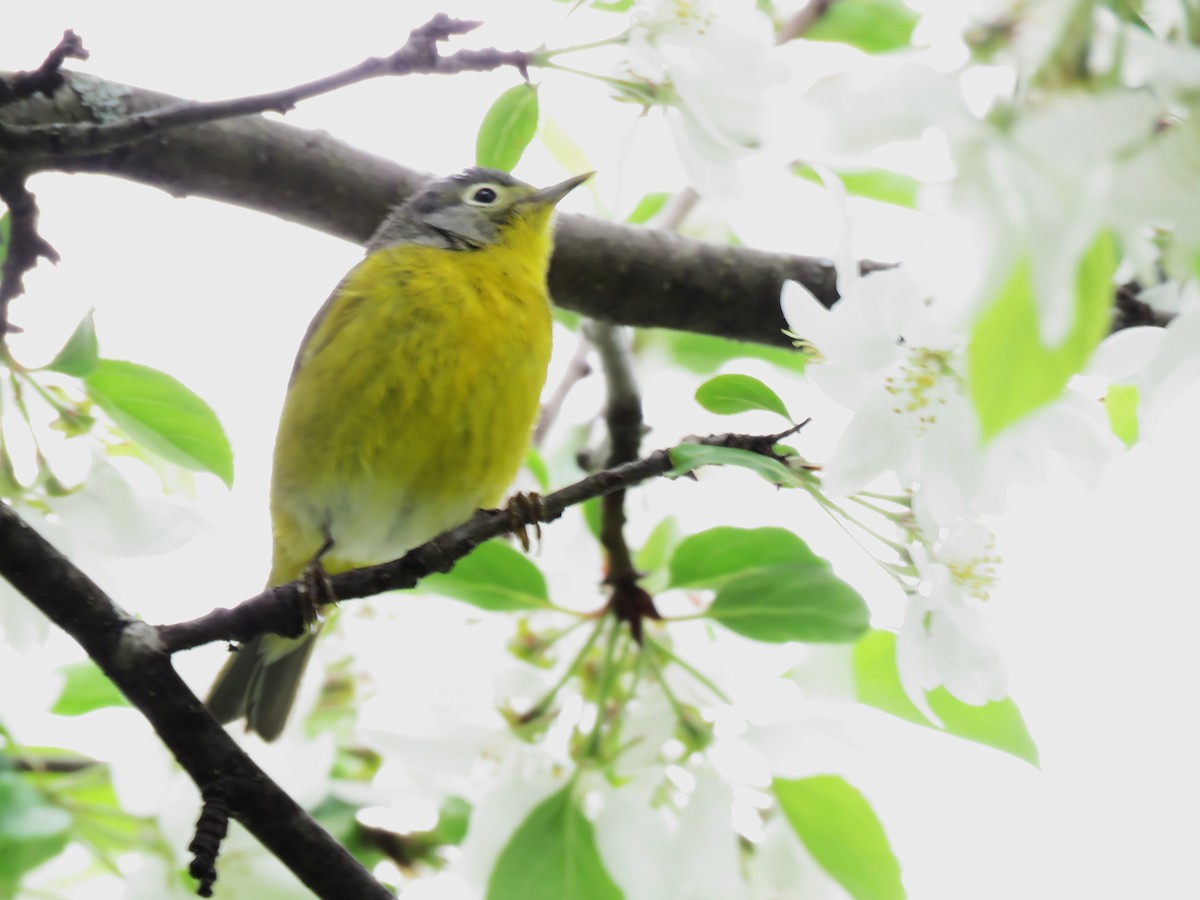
top-left (367, 167), bottom-right (591, 252)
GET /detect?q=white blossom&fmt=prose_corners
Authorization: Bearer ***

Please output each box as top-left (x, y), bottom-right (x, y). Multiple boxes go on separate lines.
top-left (782, 261), bottom-right (983, 521)
top-left (1088, 285), bottom-right (1200, 439)
top-left (897, 521), bottom-right (1007, 719)
top-left (0, 453), bottom-right (206, 651)
top-left (594, 765), bottom-right (749, 900)
top-left (953, 90), bottom-right (1163, 344)
top-left (624, 0), bottom-right (785, 198)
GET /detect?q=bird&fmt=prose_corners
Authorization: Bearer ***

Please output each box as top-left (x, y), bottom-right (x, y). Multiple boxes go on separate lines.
top-left (206, 167), bottom-right (590, 740)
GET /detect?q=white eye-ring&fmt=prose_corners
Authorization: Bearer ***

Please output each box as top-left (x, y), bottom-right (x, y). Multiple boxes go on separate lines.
top-left (467, 185), bottom-right (500, 206)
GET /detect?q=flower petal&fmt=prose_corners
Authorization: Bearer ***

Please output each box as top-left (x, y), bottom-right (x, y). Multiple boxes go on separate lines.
top-left (822, 392), bottom-right (913, 497)
top-left (1087, 326), bottom-right (1165, 381)
top-left (780, 278), bottom-right (832, 347)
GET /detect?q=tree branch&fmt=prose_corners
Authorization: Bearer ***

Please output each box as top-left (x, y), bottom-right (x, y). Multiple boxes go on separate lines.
top-left (0, 176), bottom-right (59, 336)
top-left (155, 431), bottom-right (791, 654)
top-left (0, 427), bottom-right (801, 892)
top-left (533, 334), bottom-right (593, 447)
top-left (0, 29), bottom-right (89, 108)
top-left (777, 0), bottom-right (838, 43)
top-left (0, 72), bottom-right (855, 347)
top-left (585, 320), bottom-right (660, 640)
top-left (0, 504), bottom-right (392, 899)
top-left (0, 16), bottom-right (528, 158)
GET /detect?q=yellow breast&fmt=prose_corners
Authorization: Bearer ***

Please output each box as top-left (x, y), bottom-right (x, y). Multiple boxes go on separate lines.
top-left (267, 229), bottom-right (553, 585)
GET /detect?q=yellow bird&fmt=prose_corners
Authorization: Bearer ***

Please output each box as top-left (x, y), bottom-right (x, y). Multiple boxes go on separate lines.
top-left (206, 167), bottom-right (590, 740)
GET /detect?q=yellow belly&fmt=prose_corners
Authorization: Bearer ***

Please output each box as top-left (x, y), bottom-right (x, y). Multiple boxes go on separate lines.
top-left (266, 241), bottom-right (552, 585)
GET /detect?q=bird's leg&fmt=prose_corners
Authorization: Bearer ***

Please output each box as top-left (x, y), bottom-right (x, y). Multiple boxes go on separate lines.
top-left (504, 491), bottom-right (544, 552)
top-left (300, 534), bottom-right (338, 625)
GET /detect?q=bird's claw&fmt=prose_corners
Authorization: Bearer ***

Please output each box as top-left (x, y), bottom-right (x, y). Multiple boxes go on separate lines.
top-left (505, 491), bottom-right (544, 553)
top-left (300, 545), bottom-right (337, 626)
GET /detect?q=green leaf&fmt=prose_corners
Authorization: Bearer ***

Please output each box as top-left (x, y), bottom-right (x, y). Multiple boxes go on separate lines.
top-left (774, 775), bottom-right (905, 900)
top-left (30, 767), bottom-right (148, 862)
top-left (669, 526), bottom-right (823, 589)
top-left (434, 796), bottom-right (472, 846)
top-left (655, 330), bottom-right (808, 374)
top-left (673, 527), bottom-right (870, 645)
top-left (853, 630), bottom-right (1039, 765)
top-left (487, 784), bottom-right (623, 900)
top-left (633, 516), bottom-right (680, 594)
top-left (476, 84), bottom-right (541, 173)
top-left (554, 307), bottom-right (582, 331)
top-left (540, 117), bottom-right (595, 185)
top-left (311, 796), bottom-right (388, 871)
top-left (968, 232), bottom-right (1115, 440)
top-left (0, 211), bottom-right (10, 270)
top-left (803, 0), bottom-right (919, 53)
top-left (624, 192), bottom-right (671, 224)
top-left (422, 540), bottom-right (551, 611)
top-left (794, 164), bottom-right (919, 208)
top-left (85, 359), bottom-right (234, 486)
top-left (51, 660), bottom-right (128, 716)
top-left (706, 564), bottom-right (870, 643)
top-left (1105, 0), bottom-right (1153, 32)
top-left (634, 516), bottom-right (680, 577)
top-left (695, 373), bottom-right (791, 419)
top-left (0, 771), bottom-right (72, 886)
top-left (581, 496), bottom-right (602, 539)
top-left (669, 443), bottom-right (800, 487)
top-left (1105, 382), bottom-right (1139, 447)
top-left (45, 310), bottom-right (99, 377)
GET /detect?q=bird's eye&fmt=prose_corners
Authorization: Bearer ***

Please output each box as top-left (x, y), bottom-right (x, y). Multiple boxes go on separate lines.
top-left (471, 187), bottom-right (498, 205)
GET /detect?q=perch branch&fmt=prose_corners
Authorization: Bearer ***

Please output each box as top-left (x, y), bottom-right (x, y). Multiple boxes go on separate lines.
top-left (155, 430), bottom-right (800, 654)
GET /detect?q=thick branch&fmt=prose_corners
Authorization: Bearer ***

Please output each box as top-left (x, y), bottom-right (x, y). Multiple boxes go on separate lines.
top-left (156, 431), bottom-right (787, 654)
top-left (0, 73), bottom-right (853, 347)
top-left (0, 504), bottom-right (391, 899)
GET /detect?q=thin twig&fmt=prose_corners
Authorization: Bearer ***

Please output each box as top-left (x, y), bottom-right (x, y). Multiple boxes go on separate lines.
top-left (657, 186), bottom-right (698, 231)
top-left (152, 430), bottom-right (789, 654)
top-left (0, 16), bottom-right (528, 159)
top-left (10, 755), bottom-right (103, 774)
top-left (533, 334), bottom-right (593, 447)
top-left (777, 0), bottom-right (838, 44)
top-left (0, 30), bottom-right (89, 108)
top-left (585, 319), bottom-right (660, 640)
top-left (0, 177), bottom-right (60, 339)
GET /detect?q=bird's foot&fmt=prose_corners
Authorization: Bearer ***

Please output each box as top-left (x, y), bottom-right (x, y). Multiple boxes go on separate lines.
top-left (300, 556), bottom-right (338, 628)
top-left (504, 491), bottom-right (544, 553)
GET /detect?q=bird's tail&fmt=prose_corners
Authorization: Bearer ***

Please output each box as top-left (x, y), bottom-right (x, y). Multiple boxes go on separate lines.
top-left (205, 631), bottom-right (318, 742)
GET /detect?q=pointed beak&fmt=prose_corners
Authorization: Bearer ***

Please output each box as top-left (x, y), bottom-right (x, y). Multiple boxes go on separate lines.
top-left (525, 171), bottom-right (593, 207)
